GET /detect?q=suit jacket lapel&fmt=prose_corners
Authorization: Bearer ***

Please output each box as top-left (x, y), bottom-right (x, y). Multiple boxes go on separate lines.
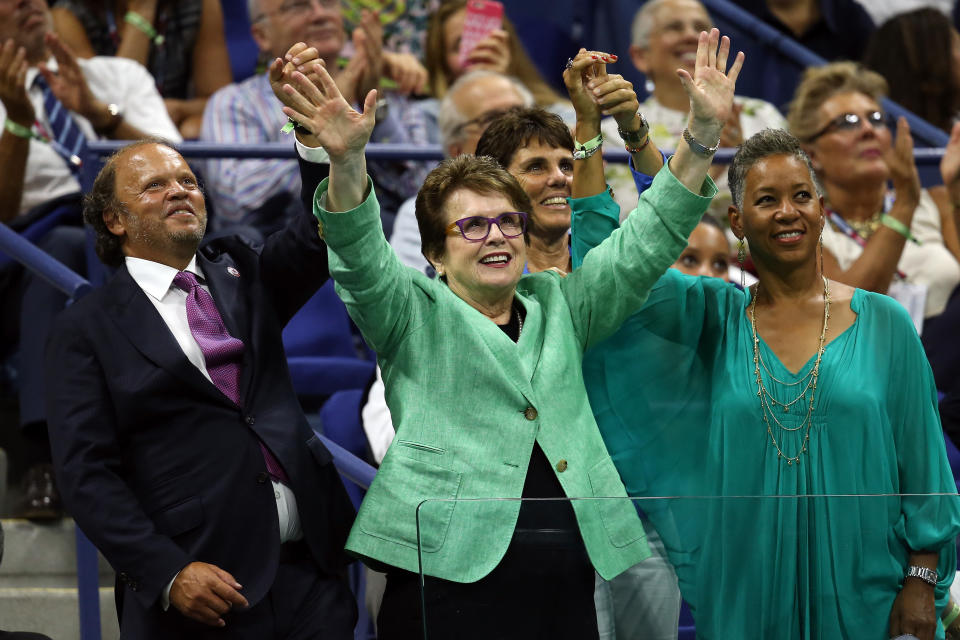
top-left (107, 267), bottom-right (232, 408)
top-left (449, 291), bottom-right (537, 404)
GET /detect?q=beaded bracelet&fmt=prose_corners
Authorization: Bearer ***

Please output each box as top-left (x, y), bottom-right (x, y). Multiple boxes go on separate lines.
top-left (125, 11), bottom-right (164, 45)
top-left (625, 135), bottom-right (651, 154)
top-left (880, 213), bottom-right (922, 245)
top-left (573, 132), bottom-right (603, 160)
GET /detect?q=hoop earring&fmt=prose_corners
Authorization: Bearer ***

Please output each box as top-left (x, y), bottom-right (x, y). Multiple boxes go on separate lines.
top-left (737, 237), bottom-right (746, 290)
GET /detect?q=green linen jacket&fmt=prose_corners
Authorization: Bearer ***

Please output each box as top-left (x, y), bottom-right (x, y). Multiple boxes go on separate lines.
top-left (313, 166), bottom-right (717, 583)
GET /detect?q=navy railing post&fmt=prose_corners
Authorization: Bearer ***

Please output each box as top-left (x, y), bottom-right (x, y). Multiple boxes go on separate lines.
top-left (76, 527), bottom-right (102, 640)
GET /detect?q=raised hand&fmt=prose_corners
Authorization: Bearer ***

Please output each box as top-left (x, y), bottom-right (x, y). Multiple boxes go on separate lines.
top-left (563, 48), bottom-right (613, 125)
top-left (382, 51), bottom-right (428, 95)
top-left (465, 29), bottom-right (511, 75)
top-left (38, 33), bottom-right (106, 126)
top-left (280, 62), bottom-right (376, 161)
top-left (940, 121), bottom-right (960, 201)
top-left (0, 39), bottom-right (34, 126)
top-left (354, 9), bottom-right (384, 106)
top-left (677, 29), bottom-right (744, 143)
top-left (884, 116), bottom-right (921, 205)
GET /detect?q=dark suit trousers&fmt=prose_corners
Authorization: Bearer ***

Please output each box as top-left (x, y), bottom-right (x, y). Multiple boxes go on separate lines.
top-left (127, 553), bottom-right (356, 639)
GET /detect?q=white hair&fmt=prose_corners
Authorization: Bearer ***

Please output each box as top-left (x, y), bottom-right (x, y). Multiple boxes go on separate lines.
top-left (631, 0), bottom-right (710, 48)
top-left (436, 70), bottom-right (534, 150)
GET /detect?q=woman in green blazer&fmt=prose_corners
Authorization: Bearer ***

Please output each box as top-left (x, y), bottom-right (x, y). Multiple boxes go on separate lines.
top-left (277, 29), bottom-right (743, 638)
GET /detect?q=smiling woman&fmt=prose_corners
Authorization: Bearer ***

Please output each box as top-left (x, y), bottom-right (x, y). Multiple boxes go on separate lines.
top-left (570, 127), bottom-right (960, 639)
top-left (269, 26), bottom-right (741, 637)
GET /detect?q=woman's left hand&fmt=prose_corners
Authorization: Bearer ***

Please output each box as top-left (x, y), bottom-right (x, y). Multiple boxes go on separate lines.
top-left (677, 28), bottom-right (744, 143)
top-left (889, 580), bottom-right (937, 640)
top-left (562, 48), bottom-right (613, 124)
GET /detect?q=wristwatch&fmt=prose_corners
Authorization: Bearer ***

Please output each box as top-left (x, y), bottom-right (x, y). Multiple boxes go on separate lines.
top-left (905, 565), bottom-right (938, 587)
top-left (618, 112), bottom-right (649, 146)
top-left (96, 103), bottom-right (124, 136)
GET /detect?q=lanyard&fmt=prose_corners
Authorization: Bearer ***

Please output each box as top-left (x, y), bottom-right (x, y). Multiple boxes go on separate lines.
top-left (27, 119), bottom-right (83, 169)
top-left (825, 203), bottom-right (908, 280)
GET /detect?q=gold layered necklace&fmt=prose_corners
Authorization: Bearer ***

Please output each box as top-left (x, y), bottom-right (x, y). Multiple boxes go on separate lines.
top-left (749, 277), bottom-right (831, 465)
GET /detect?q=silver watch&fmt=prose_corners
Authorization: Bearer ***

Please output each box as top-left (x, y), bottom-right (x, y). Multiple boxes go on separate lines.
top-left (905, 565), bottom-right (938, 586)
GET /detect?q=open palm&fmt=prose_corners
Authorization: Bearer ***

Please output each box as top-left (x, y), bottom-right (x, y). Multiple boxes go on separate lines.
top-left (678, 29), bottom-right (743, 129)
top-left (281, 63), bottom-right (376, 161)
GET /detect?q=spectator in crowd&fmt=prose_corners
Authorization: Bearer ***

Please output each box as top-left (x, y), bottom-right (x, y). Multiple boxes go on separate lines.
top-left (421, 0), bottom-right (573, 131)
top-left (50, 0), bottom-right (234, 139)
top-left (671, 214), bottom-right (730, 280)
top-left (200, 0), bottom-right (429, 237)
top-left (0, 0), bottom-right (180, 519)
top-left (571, 124), bottom-right (960, 639)
top-left (606, 0), bottom-right (786, 218)
top-left (862, 7), bottom-right (960, 135)
top-left (278, 27), bottom-right (738, 638)
top-left (44, 131), bottom-right (356, 637)
top-left (388, 70), bottom-right (535, 275)
top-left (853, 0), bottom-right (951, 29)
top-left (787, 61), bottom-right (960, 324)
top-left (730, 0), bottom-right (875, 62)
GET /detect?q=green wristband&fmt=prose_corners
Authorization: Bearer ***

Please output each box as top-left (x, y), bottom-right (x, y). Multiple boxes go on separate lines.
top-left (944, 601), bottom-right (960, 628)
top-left (881, 213), bottom-right (921, 245)
top-left (573, 132), bottom-right (603, 160)
top-left (4, 118), bottom-right (34, 140)
top-left (124, 11), bottom-right (164, 45)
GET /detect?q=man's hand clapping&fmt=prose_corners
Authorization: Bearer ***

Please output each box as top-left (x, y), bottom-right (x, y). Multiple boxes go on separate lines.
top-left (0, 39), bottom-right (35, 127)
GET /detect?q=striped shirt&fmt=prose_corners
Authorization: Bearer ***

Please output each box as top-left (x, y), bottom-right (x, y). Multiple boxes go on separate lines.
top-left (200, 72), bottom-right (432, 232)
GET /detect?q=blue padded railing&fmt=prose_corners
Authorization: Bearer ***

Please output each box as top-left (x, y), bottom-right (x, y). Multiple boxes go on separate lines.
top-left (81, 140), bottom-right (947, 169)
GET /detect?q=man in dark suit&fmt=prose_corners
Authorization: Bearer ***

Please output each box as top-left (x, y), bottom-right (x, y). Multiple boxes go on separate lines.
top-left (43, 137), bottom-right (357, 639)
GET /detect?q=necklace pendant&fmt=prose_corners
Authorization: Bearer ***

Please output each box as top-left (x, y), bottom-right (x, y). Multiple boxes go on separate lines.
top-left (783, 405), bottom-right (789, 413)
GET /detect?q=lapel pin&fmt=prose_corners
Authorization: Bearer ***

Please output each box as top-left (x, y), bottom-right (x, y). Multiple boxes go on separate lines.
top-left (227, 267), bottom-right (240, 278)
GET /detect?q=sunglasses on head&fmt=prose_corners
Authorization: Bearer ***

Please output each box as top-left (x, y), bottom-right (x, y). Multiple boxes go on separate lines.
top-left (807, 111), bottom-right (887, 142)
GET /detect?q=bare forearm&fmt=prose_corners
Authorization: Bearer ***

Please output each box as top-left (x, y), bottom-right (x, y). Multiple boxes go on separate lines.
top-left (825, 227), bottom-right (908, 293)
top-left (327, 151), bottom-right (368, 212)
top-left (630, 136), bottom-right (664, 177)
top-left (572, 117), bottom-right (605, 199)
top-left (0, 131), bottom-right (29, 222)
top-left (115, 23), bottom-right (153, 65)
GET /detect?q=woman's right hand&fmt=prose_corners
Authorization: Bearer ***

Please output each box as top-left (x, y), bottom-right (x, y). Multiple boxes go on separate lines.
top-left (280, 61), bottom-right (377, 162)
top-left (885, 116), bottom-right (921, 209)
top-left (677, 29), bottom-right (744, 145)
top-left (562, 49), bottom-right (612, 125)
top-left (465, 28), bottom-right (511, 75)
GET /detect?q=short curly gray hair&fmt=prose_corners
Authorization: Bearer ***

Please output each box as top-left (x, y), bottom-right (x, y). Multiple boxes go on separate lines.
top-left (631, 0), bottom-right (712, 48)
top-left (728, 128), bottom-right (822, 210)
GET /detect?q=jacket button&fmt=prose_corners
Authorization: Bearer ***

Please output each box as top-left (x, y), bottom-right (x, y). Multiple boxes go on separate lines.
top-left (256, 472), bottom-right (270, 484)
top-left (245, 416), bottom-right (255, 425)
top-left (523, 407), bottom-right (538, 421)
top-left (556, 459), bottom-right (568, 473)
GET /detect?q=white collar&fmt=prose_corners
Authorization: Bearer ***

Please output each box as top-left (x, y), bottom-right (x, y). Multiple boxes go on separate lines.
top-left (126, 255), bottom-right (203, 301)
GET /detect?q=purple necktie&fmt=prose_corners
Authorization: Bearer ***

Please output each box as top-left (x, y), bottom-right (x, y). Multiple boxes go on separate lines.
top-left (173, 271), bottom-right (289, 484)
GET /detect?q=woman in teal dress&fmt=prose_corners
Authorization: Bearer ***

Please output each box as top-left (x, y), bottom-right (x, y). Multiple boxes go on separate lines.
top-left (570, 127), bottom-right (960, 639)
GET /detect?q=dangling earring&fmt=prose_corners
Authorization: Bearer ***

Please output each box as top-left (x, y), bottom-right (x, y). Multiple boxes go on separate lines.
top-left (737, 237), bottom-right (746, 290)
top-left (818, 233), bottom-right (824, 278)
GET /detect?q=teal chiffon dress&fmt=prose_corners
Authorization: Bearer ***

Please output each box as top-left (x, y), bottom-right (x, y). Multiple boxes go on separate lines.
top-left (570, 189), bottom-right (960, 639)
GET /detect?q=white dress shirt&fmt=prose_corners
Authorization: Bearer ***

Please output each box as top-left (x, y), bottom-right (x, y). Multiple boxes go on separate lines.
top-left (125, 256), bottom-right (301, 608)
top-left (8, 58), bottom-right (181, 217)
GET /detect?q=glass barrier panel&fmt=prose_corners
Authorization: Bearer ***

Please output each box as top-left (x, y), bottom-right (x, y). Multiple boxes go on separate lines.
top-left (395, 494), bottom-right (960, 640)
